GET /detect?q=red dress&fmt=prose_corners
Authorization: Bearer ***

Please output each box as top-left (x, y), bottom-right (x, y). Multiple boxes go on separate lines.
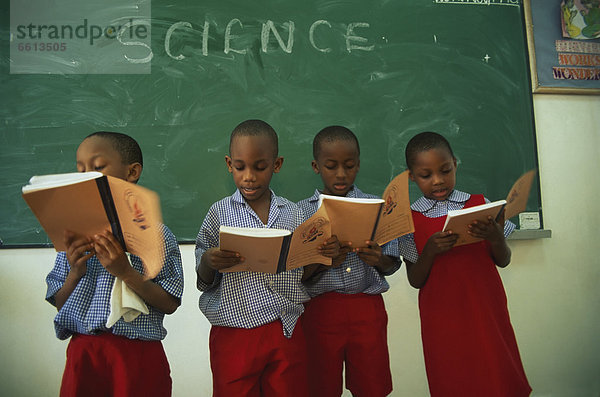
top-left (413, 194), bottom-right (531, 397)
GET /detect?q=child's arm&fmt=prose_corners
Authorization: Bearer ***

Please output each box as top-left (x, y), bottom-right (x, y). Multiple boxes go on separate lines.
top-left (355, 240), bottom-right (400, 274)
top-left (467, 210), bottom-right (511, 268)
top-left (93, 231), bottom-right (180, 314)
top-left (405, 231), bottom-right (458, 288)
top-left (197, 247), bottom-right (244, 285)
top-left (53, 231), bottom-right (95, 310)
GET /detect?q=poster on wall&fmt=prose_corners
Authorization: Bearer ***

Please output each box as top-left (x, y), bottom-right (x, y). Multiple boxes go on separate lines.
top-left (524, 0), bottom-right (600, 94)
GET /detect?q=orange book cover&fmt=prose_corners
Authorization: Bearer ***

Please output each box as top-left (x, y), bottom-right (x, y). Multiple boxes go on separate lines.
top-left (22, 172), bottom-right (164, 278)
top-left (318, 170), bottom-right (414, 247)
top-left (442, 200), bottom-right (507, 247)
top-left (218, 205), bottom-right (332, 274)
top-left (441, 169), bottom-right (537, 247)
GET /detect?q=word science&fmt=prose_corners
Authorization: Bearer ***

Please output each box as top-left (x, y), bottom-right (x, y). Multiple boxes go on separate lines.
top-left (163, 18), bottom-right (375, 61)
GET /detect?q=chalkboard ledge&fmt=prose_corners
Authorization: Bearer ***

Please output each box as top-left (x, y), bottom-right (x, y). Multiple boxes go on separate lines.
top-left (508, 229), bottom-right (552, 240)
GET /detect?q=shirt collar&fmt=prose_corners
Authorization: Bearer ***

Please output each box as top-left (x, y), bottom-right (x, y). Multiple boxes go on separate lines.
top-left (232, 188), bottom-right (283, 207)
top-left (411, 190), bottom-right (471, 213)
top-left (308, 185), bottom-right (361, 202)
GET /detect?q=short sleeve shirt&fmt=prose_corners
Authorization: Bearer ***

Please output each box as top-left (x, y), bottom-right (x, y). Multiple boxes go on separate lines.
top-left (296, 186), bottom-right (401, 297)
top-left (398, 190), bottom-right (516, 263)
top-left (195, 189), bottom-right (310, 338)
top-left (45, 224), bottom-right (184, 341)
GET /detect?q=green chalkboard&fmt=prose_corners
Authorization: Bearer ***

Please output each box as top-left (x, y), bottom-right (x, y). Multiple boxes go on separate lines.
top-left (0, 0), bottom-right (540, 246)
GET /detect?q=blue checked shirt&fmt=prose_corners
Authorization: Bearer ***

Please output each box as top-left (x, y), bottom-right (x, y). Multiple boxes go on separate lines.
top-left (45, 224), bottom-right (184, 341)
top-left (195, 189), bottom-right (310, 338)
top-left (398, 190), bottom-right (516, 263)
top-left (297, 186), bottom-right (401, 297)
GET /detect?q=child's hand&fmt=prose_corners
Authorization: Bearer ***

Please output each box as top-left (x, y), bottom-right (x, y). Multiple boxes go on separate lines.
top-left (355, 240), bottom-right (383, 267)
top-left (468, 216), bottom-right (504, 244)
top-left (64, 230), bottom-right (94, 279)
top-left (423, 231), bottom-right (459, 256)
top-left (318, 235), bottom-right (352, 266)
top-left (331, 237), bottom-right (353, 268)
top-left (317, 235), bottom-right (341, 258)
top-left (203, 247), bottom-right (244, 271)
top-left (93, 231), bottom-right (134, 279)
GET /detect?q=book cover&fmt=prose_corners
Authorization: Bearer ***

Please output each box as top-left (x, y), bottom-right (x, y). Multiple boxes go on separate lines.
top-left (442, 200), bottom-right (507, 247)
top-left (22, 172), bottom-right (165, 278)
top-left (505, 169), bottom-right (537, 220)
top-left (373, 170), bottom-right (415, 245)
top-left (318, 170), bottom-right (415, 247)
top-left (318, 194), bottom-right (384, 247)
top-left (218, 205), bottom-right (332, 274)
top-left (218, 226), bottom-right (293, 274)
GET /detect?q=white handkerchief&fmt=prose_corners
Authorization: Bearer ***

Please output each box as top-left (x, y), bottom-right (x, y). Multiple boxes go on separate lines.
top-left (106, 255), bottom-right (149, 328)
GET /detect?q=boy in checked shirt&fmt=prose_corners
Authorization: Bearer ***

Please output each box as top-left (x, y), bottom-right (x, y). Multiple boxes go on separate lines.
top-left (195, 120), bottom-right (313, 397)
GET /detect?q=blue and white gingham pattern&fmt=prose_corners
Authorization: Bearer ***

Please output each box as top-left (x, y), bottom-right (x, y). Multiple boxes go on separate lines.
top-left (296, 186), bottom-right (401, 297)
top-left (45, 224), bottom-right (184, 341)
top-left (195, 189), bottom-right (310, 338)
top-left (398, 190), bottom-right (516, 263)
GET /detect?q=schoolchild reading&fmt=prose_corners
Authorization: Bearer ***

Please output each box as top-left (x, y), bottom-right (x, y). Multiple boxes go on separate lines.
top-left (297, 126), bottom-right (401, 397)
top-left (195, 119), bottom-right (310, 397)
top-left (398, 131), bottom-right (531, 397)
top-left (45, 131), bottom-right (184, 397)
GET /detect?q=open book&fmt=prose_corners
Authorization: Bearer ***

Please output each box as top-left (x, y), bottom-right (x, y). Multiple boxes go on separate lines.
top-left (317, 170), bottom-right (415, 247)
top-left (22, 172), bottom-right (165, 278)
top-left (218, 204), bottom-right (332, 274)
top-left (217, 171), bottom-right (414, 274)
top-left (442, 169), bottom-right (537, 247)
top-left (442, 200), bottom-right (507, 246)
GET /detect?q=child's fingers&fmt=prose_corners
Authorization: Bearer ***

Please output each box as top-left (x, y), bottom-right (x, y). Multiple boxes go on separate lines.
top-left (318, 248), bottom-right (340, 258)
top-left (213, 248), bottom-right (242, 259)
top-left (436, 232), bottom-right (459, 243)
top-left (65, 231), bottom-right (91, 252)
top-left (356, 248), bottom-right (379, 259)
top-left (356, 251), bottom-right (380, 266)
top-left (211, 257), bottom-right (244, 270)
top-left (209, 249), bottom-right (244, 270)
top-left (68, 240), bottom-right (92, 257)
top-left (339, 240), bottom-right (352, 249)
top-left (432, 233), bottom-right (458, 252)
top-left (363, 240), bottom-right (382, 252)
top-left (93, 233), bottom-right (119, 256)
top-left (325, 235), bottom-right (340, 245)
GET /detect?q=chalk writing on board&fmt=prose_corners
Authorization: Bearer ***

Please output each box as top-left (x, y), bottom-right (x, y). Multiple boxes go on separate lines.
top-left (435, 0), bottom-right (519, 6)
top-left (164, 19), bottom-right (374, 61)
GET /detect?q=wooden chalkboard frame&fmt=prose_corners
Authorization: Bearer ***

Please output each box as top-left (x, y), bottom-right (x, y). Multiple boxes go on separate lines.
top-left (524, 0), bottom-right (600, 95)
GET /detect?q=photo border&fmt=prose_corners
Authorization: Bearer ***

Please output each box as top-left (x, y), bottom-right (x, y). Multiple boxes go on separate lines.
top-left (523, 0), bottom-right (600, 95)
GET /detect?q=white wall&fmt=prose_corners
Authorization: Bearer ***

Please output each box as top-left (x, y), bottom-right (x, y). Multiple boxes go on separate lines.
top-left (1, 94), bottom-right (599, 396)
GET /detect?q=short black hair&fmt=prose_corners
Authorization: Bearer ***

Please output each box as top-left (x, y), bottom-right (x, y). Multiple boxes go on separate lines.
top-left (405, 131), bottom-right (454, 170)
top-left (86, 131), bottom-right (143, 166)
top-left (313, 125), bottom-right (360, 160)
top-left (229, 119), bottom-right (278, 157)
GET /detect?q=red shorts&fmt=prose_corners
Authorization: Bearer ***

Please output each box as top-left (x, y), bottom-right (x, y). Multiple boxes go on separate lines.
top-left (209, 320), bottom-right (308, 397)
top-left (60, 333), bottom-right (171, 397)
top-left (302, 292), bottom-right (392, 397)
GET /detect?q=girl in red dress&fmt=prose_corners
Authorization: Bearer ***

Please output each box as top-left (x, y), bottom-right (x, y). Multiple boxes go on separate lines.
top-left (399, 132), bottom-right (531, 397)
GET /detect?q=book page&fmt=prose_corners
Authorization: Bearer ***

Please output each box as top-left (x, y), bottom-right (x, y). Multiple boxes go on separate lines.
top-left (108, 177), bottom-right (165, 279)
top-left (373, 170), bottom-right (415, 245)
top-left (442, 200), bottom-right (507, 247)
top-left (219, 226), bottom-right (291, 238)
top-left (286, 205), bottom-right (332, 270)
top-left (218, 226), bottom-right (289, 274)
top-left (504, 169), bottom-right (536, 219)
top-left (22, 176), bottom-right (110, 251)
top-left (23, 171), bottom-right (103, 192)
top-left (319, 195), bottom-right (383, 247)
